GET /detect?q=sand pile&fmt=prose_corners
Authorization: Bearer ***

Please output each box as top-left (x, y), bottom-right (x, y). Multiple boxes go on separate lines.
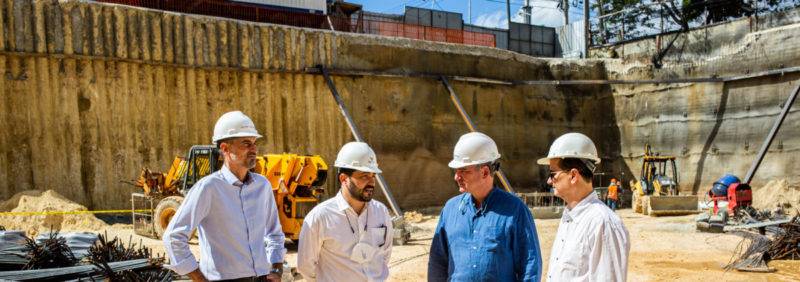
top-left (0, 190), bottom-right (109, 237)
top-left (752, 179), bottom-right (800, 213)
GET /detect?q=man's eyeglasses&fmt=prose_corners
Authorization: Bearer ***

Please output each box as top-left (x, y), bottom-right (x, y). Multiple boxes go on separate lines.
top-left (548, 170), bottom-right (567, 180)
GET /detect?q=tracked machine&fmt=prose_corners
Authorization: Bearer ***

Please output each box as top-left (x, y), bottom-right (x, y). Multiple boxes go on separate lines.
top-left (131, 145), bottom-right (328, 241)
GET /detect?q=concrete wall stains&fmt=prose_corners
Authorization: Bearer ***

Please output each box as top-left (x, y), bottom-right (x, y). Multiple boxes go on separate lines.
top-left (0, 1), bottom-right (621, 209)
top-left (604, 9), bottom-right (800, 193)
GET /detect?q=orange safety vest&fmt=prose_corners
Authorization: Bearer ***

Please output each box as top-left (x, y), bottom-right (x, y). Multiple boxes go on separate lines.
top-left (607, 185), bottom-right (619, 200)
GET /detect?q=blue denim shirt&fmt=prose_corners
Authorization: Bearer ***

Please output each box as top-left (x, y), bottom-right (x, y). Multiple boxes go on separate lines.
top-left (428, 187), bottom-right (542, 282)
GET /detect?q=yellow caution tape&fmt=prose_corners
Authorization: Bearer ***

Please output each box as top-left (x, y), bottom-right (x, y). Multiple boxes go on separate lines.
top-left (0, 209), bottom-right (152, 216)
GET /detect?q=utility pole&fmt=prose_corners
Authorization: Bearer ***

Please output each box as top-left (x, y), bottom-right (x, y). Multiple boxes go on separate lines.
top-left (563, 0), bottom-right (570, 25)
top-left (506, 0), bottom-right (512, 27)
top-left (468, 0), bottom-right (471, 24)
top-left (523, 0), bottom-right (532, 24)
top-left (507, 0), bottom-right (512, 45)
top-left (584, 0), bottom-right (590, 57)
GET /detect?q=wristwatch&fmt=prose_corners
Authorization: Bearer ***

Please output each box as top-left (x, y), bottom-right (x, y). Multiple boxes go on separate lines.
top-left (269, 267), bottom-right (283, 276)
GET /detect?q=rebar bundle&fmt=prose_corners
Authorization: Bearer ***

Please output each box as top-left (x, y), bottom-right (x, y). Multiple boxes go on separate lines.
top-left (22, 231), bottom-right (78, 270)
top-left (766, 215), bottom-right (800, 260)
top-left (87, 232), bottom-right (172, 281)
top-left (726, 215), bottom-right (800, 272)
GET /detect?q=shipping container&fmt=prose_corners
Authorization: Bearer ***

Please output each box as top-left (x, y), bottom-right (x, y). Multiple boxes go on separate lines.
top-left (232, 0), bottom-right (327, 14)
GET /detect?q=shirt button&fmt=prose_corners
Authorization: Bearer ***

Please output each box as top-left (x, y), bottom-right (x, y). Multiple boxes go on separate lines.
top-left (472, 265), bottom-right (477, 268)
top-left (472, 246), bottom-right (477, 250)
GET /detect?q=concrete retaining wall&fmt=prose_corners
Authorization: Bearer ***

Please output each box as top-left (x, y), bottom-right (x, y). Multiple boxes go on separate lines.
top-left (601, 8), bottom-right (800, 194)
top-left (0, 0), bottom-right (622, 209)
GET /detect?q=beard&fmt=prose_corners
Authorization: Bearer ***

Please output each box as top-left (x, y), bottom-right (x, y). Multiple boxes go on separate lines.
top-left (230, 152), bottom-right (257, 169)
top-left (348, 180), bottom-right (375, 202)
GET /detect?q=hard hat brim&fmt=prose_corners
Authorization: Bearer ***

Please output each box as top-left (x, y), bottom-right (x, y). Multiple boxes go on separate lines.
top-left (448, 160), bottom-right (468, 169)
top-left (536, 155), bottom-right (601, 165)
top-left (335, 164), bottom-right (382, 174)
top-left (536, 157), bottom-right (551, 165)
top-left (213, 132), bottom-right (263, 143)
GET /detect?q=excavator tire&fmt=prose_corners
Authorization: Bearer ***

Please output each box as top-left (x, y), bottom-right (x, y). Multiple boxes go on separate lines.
top-left (154, 196), bottom-right (184, 238)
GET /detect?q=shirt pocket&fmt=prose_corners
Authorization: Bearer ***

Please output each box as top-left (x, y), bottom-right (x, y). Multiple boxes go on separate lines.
top-left (367, 226), bottom-right (387, 247)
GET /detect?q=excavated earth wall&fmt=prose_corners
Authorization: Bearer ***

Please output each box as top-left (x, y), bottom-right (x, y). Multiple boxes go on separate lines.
top-left (3, 1), bottom-right (798, 210)
top-left (0, 1), bottom-right (622, 210)
top-left (598, 8), bottom-right (800, 194)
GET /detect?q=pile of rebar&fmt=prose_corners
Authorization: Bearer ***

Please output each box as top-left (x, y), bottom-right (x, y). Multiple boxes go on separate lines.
top-left (766, 215), bottom-right (800, 260)
top-left (23, 232), bottom-right (78, 270)
top-left (726, 215), bottom-right (800, 272)
top-left (0, 231), bottom-right (172, 281)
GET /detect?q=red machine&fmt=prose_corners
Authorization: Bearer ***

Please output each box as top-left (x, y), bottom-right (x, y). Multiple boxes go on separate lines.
top-left (709, 182), bottom-right (752, 217)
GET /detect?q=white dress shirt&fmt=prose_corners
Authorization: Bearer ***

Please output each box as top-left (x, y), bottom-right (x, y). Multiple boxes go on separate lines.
top-left (163, 165), bottom-right (286, 280)
top-left (547, 192), bottom-right (629, 282)
top-left (297, 191), bottom-right (394, 282)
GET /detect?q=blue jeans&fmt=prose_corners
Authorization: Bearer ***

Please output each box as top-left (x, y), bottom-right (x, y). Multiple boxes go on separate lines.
top-left (606, 199), bottom-right (618, 211)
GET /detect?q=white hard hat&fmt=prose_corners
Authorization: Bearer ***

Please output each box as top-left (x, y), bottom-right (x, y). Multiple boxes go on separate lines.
top-left (448, 132), bottom-right (501, 169)
top-left (537, 132), bottom-right (600, 165)
top-left (212, 111), bottom-right (262, 144)
top-left (335, 142), bottom-right (382, 173)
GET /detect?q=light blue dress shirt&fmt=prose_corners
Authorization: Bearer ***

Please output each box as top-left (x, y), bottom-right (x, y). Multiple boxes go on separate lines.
top-left (163, 165), bottom-right (285, 280)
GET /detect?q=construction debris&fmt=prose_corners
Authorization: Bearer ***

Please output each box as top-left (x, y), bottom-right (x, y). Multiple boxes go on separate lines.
top-left (0, 258), bottom-right (158, 281)
top-left (726, 215), bottom-right (800, 272)
top-left (0, 231), bottom-right (172, 281)
top-left (22, 231), bottom-right (78, 270)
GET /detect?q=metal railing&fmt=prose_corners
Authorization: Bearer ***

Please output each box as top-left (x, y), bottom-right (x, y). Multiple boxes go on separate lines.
top-left (95, 0), bottom-right (495, 48)
top-left (590, 0), bottom-right (800, 46)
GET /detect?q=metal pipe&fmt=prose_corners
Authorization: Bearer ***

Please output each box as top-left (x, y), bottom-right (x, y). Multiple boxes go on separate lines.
top-left (305, 66), bottom-right (800, 86)
top-left (440, 76), bottom-right (516, 193)
top-left (743, 82), bottom-right (800, 184)
top-left (319, 66), bottom-right (404, 217)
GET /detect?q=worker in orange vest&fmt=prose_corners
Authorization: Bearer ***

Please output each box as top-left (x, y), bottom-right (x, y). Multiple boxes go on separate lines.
top-left (607, 179), bottom-right (619, 211)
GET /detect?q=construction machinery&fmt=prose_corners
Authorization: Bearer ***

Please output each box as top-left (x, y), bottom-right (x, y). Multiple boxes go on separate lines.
top-left (131, 145), bottom-right (328, 241)
top-left (631, 144), bottom-right (698, 216)
top-left (696, 82), bottom-right (799, 233)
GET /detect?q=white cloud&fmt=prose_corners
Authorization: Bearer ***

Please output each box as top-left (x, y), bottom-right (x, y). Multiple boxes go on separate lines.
top-left (474, 10), bottom-right (508, 29)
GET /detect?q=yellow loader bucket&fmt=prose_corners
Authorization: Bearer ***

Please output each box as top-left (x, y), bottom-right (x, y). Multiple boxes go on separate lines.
top-left (642, 195), bottom-right (700, 216)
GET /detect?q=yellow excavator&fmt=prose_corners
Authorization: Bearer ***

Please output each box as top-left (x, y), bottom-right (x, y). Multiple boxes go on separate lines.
top-left (631, 144), bottom-right (698, 216)
top-left (131, 145), bottom-right (328, 240)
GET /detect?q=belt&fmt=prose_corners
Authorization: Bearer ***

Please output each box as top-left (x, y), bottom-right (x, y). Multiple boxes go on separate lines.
top-left (215, 275), bottom-right (268, 282)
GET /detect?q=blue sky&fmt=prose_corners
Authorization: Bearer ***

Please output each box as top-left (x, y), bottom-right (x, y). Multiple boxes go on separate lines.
top-left (345, 0), bottom-right (587, 28)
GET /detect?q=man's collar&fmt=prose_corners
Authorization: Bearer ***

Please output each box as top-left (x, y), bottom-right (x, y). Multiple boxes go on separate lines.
top-left (335, 191), bottom-right (351, 212)
top-left (564, 191), bottom-right (598, 220)
top-left (220, 164), bottom-right (253, 187)
top-left (460, 187), bottom-right (499, 215)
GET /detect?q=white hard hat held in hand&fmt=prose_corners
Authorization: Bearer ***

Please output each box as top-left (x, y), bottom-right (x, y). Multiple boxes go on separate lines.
top-left (212, 111), bottom-right (263, 144)
top-left (537, 132), bottom-right (600, 165)
top-left (448, 132), bottom-right (501, 169)
top-left (335, 142), bottom-right (382, 173)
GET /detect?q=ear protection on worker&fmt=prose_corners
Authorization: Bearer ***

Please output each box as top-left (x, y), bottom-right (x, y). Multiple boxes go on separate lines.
top-left (448, 132), bottom-right (501, 169)
top-left (212, 111), bottom-right (262, 144)
top-left (537, 132), bottom-right (601, 166)
top-left (335, 142), bottom-right (382, 173)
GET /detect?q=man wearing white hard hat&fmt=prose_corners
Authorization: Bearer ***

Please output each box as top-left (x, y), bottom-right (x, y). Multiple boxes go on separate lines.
top-left (428, 132), bottom-right (542, 282)
top-left (163, 111), bottom-right (285, 282)
top-left (297, 142), bottom-right (394, 282)
top-left (538, 133), bottom-right (629, 282)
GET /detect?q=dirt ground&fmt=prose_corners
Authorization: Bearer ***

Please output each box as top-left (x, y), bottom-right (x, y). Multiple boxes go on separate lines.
top-left (2, 189), bottom-right (791, 281)
top-left (90, 208), bottom-right (800, 281)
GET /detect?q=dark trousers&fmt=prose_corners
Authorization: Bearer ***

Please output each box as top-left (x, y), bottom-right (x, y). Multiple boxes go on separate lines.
top-left (215, 275), bottom-right (267, 282)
